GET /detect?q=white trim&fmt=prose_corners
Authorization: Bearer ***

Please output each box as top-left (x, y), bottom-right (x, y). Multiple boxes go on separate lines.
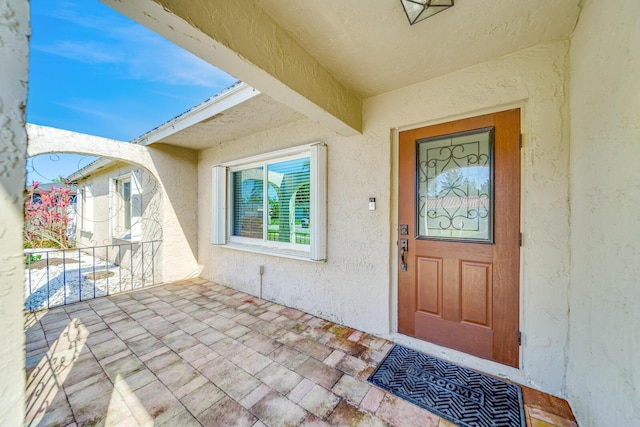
top-left (84, 184), bottom-right (94, 233)
top-left (134, 83), bottom-right (259, 146)
top-left (310, 144), bottom-right (327, 261)
top-left (220, 143), bottom-right (320, 168)
top-left (67, 157), bottom-right (113, 182)
top-left (221, 242), bottom-right (324, 262)
top-left (211, 165), bottom-right (227, 244)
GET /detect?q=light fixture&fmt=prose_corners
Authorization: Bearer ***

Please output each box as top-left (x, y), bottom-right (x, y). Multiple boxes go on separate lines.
top-left (400, 0), bottom-right (454, 25)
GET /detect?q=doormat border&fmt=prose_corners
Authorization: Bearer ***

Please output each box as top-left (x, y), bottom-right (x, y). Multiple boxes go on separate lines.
top-left (368, 344), bottom-right (526, 427)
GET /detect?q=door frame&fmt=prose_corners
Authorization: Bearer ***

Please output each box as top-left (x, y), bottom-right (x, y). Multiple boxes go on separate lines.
top-left (389, 106), bottom-right (526, 373)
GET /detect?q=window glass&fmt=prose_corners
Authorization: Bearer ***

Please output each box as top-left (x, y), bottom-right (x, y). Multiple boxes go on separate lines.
top-left (266, 157), bottom-right (310, 245)
top-left (417, 128), bottom-right (493, 242)
top-left (122, 180), bottom-right (131, 230)
top-left (231, 167), bottom-right (264, 239)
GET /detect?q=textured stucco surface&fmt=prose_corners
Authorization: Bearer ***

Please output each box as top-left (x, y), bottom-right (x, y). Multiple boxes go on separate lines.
top-left (198, 118), bottom-right (389, 333)
top-left (0, 0), bottom-right (28, 424)
top-left (198, 41), bottom-right (572, 395)
top-left (27, 125), bottom-right (200, 282)
top-left (101, 0), bottom-right (362, 136)
top-left (567, 0), bottom-right (640, 425)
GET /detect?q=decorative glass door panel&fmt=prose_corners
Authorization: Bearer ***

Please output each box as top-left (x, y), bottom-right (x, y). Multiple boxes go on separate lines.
top-left (416, 127), bottom-right (494, 243)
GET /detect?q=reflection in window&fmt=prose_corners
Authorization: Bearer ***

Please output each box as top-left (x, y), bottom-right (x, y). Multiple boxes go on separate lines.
top-left (417, 128), bottom-right (494, 242)
top-left (230, 158), bottom-right (311, 245)
top-left (267, 158), bottom-right (310, 245)
top-left (231, 168), bottom-right (264, 239)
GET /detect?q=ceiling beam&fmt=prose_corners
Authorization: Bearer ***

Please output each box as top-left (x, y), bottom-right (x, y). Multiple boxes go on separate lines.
top-left (101, 0), bottom-right (362, 136)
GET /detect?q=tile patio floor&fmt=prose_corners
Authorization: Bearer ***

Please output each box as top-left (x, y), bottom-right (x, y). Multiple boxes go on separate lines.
top-left (24, 279), bottom-right (578, 426)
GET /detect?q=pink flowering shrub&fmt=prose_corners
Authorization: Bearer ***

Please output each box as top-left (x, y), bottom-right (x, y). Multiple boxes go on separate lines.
top-left (24, 179), bottom-right (75, 249)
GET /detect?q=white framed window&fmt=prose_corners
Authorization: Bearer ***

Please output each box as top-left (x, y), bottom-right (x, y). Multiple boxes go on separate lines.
top-left (110, 172), bottom-right (142, 241)
top-left (212, 143), bottom-right (327, 261)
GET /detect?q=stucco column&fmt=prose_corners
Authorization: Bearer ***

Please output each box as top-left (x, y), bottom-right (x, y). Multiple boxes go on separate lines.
top-left (0, 0), bottom-right (29, 424)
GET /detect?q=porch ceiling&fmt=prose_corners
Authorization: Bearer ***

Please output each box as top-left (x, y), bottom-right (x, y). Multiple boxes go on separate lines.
top-left (254, 0), bottom-right (581, 98)
top-left (155, 93), bottom-right (304, 151)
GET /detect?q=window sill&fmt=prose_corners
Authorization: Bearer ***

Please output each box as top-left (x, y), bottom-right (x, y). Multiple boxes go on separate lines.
top-left (219, 242), bottom-right (325, 263)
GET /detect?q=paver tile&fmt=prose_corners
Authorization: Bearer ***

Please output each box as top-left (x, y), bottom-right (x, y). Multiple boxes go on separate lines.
top-left (156, 360), bottom-right (201, 393)
top-left (193, 327), bottom-right (226, 345)
top-left (251, 391), bottom-right (308, 427)
top-left (114, 368), bottom-right (157, 393)
top-left (90, 336), bottom-right (128, 360)
top-left (102, 353), bottom-right (146, 382)
top-left (236, 349), bottom-right (273, 375)
top-left (323, 349), bottom-right (345, 368)
top-left (332, 374), bottom-right (370, 405)
top-left (197, 397), bottom-right (257, 427)
top-left (180, 381), bottom-right (225, 416)
top-left (133, 380), bottom-right (184, 425)
top-left (66, 376), bottom-right (114, 425)
top-left (360, 387), bottom-right (386, 414)
top-left (270, 345), bottom-right (310, 370)
top-left (294, 338), bottom-right (334, 361)
top-left (158, 409), bottom-right (202, 426)
top-left (243, 333), bottom-right (282, 355)
top-left (256, 362), bottom-right (304, 394)
top-left (218, 369), bottom-right (263, 401)
top-left (198, 356), bottom-right (238, 383)
top-left (239, 383), bottom-right (272, 410)
top-left (299, 385), bottom-right (341, 419)
top-left (163, 330), bottom-right (201, 353)
top-left (326, 401), bottom-right (388, 427)
top-left (300, 414), bottom-right (331, 427)
top-left (288, 378), bottom-right (316, 404)
top-left (376, 394), bottom-right (440, 427)
top-left (144, 349), bottom-right (181, 372)
top-left (296, 357), bottom-right (342, 389)
top-left (336, 354), bottom-right (371, 380)
top-left (174, 374), bottom-right (209, 399)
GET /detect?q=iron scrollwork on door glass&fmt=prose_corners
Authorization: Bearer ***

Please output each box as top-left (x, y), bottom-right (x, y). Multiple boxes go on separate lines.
top-left (416, 127), bottom-right (494, 243)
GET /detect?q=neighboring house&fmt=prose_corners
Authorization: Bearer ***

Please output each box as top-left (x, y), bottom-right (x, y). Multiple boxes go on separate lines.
top-left (4, 2), bottom-right (639, 427)
top-left (68, 160), bottom-right (161, 247)
top-left (66, 159), bottom-right (162, 282)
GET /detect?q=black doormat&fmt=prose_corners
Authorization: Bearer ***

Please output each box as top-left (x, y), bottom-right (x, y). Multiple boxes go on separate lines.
top-left (368, 344), bottom-right (525, 427)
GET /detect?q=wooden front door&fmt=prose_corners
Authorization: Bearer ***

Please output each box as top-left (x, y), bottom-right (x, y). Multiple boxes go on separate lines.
top-left (398, 109), bottom-right (521, 367)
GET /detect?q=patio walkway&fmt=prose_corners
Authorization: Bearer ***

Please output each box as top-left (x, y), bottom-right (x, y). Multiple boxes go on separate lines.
top-left (24, 279), bottom-right (577, 426)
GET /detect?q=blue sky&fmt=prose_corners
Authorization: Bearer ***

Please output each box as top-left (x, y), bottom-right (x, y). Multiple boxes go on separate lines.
top-left (27, 0), bottom-right (236, 184)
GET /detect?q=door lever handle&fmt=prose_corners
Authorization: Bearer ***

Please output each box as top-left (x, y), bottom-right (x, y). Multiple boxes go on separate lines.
top-left (400, 247), bottom-right (407, 272)
top-left (400, 238), bottom-right (408, 272)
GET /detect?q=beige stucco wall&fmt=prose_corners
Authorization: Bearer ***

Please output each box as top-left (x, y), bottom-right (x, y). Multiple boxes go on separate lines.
top-left (567, 0), bottom-right (640, 426)
top-left (0, 0), bottom-right (28, 424)
top-left (198, 40), bottom-right (571, 395)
